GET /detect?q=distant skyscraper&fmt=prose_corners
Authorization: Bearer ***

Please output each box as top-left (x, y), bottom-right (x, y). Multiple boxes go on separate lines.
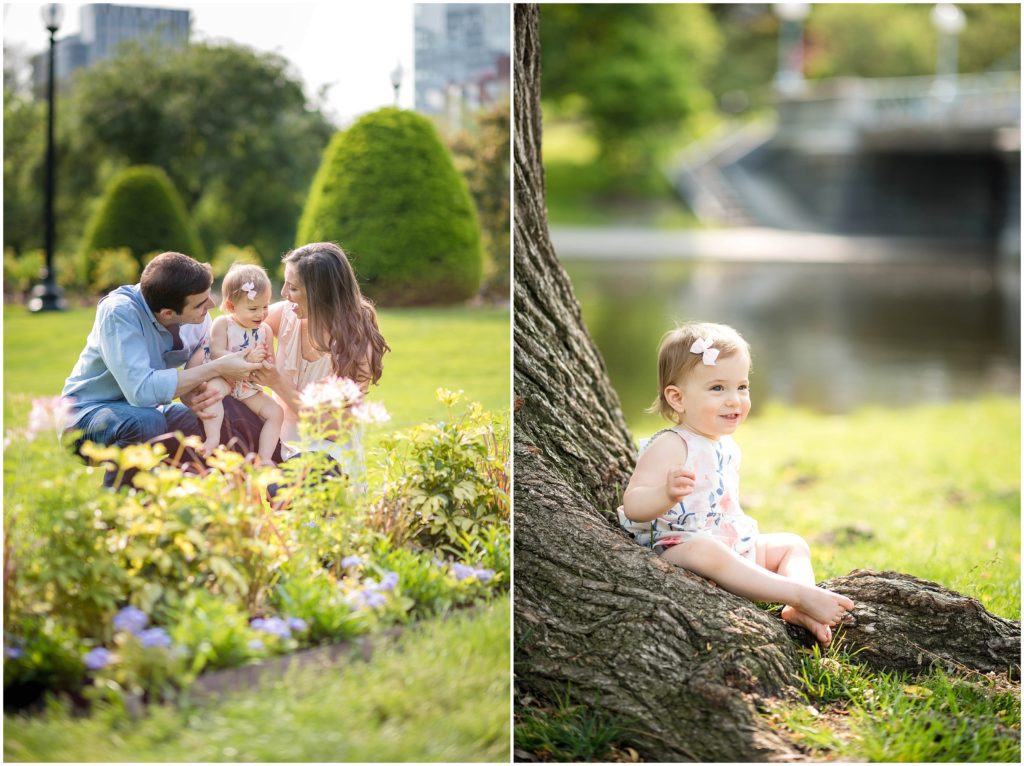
top-left (32, 4), bottom-right (190, 95)
top-left (414, 4), bottom-right (510, 130)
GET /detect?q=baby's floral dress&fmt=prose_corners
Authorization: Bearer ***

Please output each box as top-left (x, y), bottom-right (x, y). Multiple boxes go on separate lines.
top-left (618, 427), bottom-right (759, 560)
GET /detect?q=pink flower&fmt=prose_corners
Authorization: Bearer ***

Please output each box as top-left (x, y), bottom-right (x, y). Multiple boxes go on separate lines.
top-left (26, 396), bottom-right (74, 441)
top-left (349, 401), bottom-right (390, 425)
top-left (299, 376), bottom-right (363, 411)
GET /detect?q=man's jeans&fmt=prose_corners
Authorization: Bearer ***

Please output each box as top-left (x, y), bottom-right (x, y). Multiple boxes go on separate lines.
top-left (68, 398), bottom-right (281, 487)
top-left (71, 402), bottom-right (202, 449)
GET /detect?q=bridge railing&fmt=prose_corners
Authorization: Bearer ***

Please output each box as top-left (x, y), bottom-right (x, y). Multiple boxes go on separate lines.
top-left (776, 71), bottom-right (1020, 146)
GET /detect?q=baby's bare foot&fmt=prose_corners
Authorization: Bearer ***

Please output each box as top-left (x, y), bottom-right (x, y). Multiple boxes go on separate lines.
top-left (796, 586), bottom-right (854, 626)
top-left (199, 439), bottom-right (219, 457)
top-left (782, 605), bottom-right (833, 647)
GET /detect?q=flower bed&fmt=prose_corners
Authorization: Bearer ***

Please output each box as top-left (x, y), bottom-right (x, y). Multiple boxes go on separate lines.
top-left (3, 388), bottom-right (509, 714)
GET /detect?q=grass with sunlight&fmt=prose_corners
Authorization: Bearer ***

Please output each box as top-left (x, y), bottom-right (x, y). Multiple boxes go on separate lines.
top-left (517, 397), bottom-right (1020, 761)
top-left (2, 304), bottom-right (510, 431)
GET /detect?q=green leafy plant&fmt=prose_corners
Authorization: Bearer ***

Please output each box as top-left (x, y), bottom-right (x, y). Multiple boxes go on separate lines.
top-left (296, 108), bottom-right (483, 305)
top-left (89, 247), bottom-right (139, 294)
top-left (378, 389), bottom-right (509, 553)
top-left (78, 165), bottom-right (205, 272)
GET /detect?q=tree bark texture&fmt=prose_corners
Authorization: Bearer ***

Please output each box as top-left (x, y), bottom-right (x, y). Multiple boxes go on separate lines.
top-left (512, 5), bottom-right (1020, 762)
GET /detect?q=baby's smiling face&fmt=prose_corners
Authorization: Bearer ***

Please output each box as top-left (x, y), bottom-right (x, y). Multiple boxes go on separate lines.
top-left (231, 288), bottom-right (271, 330)
top-left (669, 351), bottom-right (751, 440)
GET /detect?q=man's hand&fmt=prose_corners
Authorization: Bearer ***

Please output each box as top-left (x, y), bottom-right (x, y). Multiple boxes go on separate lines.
top-left (181, 381), bottom-right (224, 419)
top-left (216, 348), bottom-right (263, 379)
top-left (666, 466), bottom-right (696, 503)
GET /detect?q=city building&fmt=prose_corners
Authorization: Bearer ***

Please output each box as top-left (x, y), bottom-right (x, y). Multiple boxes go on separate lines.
top-left (414, 4), bottom-right (510, 131)
top-left (32, 4), bottom-right (190, 95)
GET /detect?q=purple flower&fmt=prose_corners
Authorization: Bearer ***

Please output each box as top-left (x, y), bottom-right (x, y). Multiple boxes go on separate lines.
top-left (251, 617), bottom-right (291, 640)
top-left (4, 645), bottom-right (23, 660)
top-left (247, 639), bottom-right (265, 651)
top-left (451, 563), bottom-right (476, 581)
top-left (303, 521), bottom-right (318, 529)
top-left (84, 647), bottom-right (112, 671)
top-left (451, 563), bottom-right (496, 583)
top-left (138, 627), bottom-right (172, 649)
top-left (341, 555), bottom-right (364, 568)
top-left (287, 617), bottom-right (308, 633)
top-left (112, 606), bottom-right (148, 635)
top-left (362, 591), bottom-right (387, 609)
top-left (378, 571), bottom-right (399, 591)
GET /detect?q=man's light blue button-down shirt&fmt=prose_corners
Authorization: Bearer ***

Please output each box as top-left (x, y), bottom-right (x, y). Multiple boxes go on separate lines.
top-left (62, 285), bottom-right (210, 425)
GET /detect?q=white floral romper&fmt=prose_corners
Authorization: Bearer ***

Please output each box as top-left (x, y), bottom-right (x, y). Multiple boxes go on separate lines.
top-left (619, 427), bottom-right (759, 560)
top-left (221, 318), bottom-right (269, 401)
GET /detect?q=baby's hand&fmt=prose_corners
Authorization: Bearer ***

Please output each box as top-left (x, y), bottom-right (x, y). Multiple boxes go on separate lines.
top-left (666, 466), bottom-right (696, 503)
top-left (245, 345), bottom-right (268, 364)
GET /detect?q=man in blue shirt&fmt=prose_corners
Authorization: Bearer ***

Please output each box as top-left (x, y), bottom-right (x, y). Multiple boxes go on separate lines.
top-left (63, 252), bottom-right (272, 480)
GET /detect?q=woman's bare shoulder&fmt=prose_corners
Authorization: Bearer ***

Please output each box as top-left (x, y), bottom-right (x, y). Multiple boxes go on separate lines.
top-left (265, 301), bottom-right (290, 333)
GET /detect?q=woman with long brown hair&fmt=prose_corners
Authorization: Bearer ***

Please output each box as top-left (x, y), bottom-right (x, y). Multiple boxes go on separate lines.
top-left (254, 242), bottom-right (389, 472)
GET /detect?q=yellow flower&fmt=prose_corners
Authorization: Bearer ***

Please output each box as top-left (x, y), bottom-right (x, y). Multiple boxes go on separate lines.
top-left (80, 441), bottom-right (121, 463)
top-left (206, 450), bottom-right (246, 473)
top-left (436, 388), bottom-right (464, 407)
top-left (131, 473), bottom-right (159, 493)
top-left (120, 444), bottom-right (165, 471)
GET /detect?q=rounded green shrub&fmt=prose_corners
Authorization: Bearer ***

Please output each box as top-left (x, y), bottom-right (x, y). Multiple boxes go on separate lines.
top-left (79, 165), bottom-right (204, 273)
top-left (296, 108), bottom-right (483, 305)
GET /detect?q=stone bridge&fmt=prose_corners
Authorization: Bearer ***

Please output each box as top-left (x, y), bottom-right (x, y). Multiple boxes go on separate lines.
top-left (672, 71), bottom-right (1020, 250)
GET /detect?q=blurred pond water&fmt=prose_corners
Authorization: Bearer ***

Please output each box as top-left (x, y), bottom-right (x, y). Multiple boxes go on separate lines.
top-left (563, 255), bottom-right (1020, 430)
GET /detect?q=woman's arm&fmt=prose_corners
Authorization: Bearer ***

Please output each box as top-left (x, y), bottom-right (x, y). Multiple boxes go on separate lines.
top-left (622, 433), bottom-right (694, 522)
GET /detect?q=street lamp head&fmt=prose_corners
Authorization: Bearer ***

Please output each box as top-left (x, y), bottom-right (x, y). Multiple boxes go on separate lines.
top-left (931, 3), bottom-right (966, 35)
top-left (774, 3), bottom-right (811, 22)
top-left (390, 61), bottom-right (404, 91)
top-left (41, 3), bottom-right (64, 34)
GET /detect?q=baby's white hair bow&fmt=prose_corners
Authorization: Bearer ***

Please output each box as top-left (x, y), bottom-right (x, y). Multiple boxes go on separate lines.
top-left (689, 337), bottom-right (719, 366)
top-left (241, 281), bottom-right (257, 300)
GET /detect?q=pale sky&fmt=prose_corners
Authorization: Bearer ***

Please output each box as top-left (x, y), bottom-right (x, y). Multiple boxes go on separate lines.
top-left (2, 0), bottom-right (422, 125)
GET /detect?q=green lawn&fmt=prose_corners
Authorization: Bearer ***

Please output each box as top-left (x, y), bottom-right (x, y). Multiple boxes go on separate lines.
top-left (3, 304), bottom-right (510, 431)
top-left (517, 397), bottom-right (1021, 761)
top-left (5, 596), bottom-right (510, 762)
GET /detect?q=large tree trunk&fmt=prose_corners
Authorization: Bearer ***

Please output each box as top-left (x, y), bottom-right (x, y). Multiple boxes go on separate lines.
top-left (512, 6), bottom-right (1019, 762)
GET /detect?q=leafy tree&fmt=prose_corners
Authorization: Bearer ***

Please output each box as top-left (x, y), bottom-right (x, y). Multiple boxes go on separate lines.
top-left (79, 165), bottom-right (204, 273)
top-left (539, 4), bottom-right (721, 181)
top-left (448, 100), bottom-right (510, 301)
top-left (3, 84), bottom-right (45, 256)
top-left (63, 42), bottom-right (333, 265)
top-left (805, 4), bottom-right (1020, 80)
top-left (297, 108), bottom-right (483, 306)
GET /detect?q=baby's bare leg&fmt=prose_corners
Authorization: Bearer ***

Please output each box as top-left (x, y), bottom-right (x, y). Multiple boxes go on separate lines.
top-left (199, 377), bottom-right (232, 455)
top-left (661, 536), bottom-right (853, 626)
top-left (240, 392), bottom-right (284, 464)
top-left (758, 532), bottom-right (842, 646)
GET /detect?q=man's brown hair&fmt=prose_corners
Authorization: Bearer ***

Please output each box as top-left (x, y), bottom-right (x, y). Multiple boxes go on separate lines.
top-left (140, 252), bottom-right (213, 314)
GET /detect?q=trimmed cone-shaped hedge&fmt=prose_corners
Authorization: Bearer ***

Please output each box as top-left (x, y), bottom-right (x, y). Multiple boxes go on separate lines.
top-left (80, 165), bottom-right (205, 269)
top-left (296, 108), bottom-right (483, 305)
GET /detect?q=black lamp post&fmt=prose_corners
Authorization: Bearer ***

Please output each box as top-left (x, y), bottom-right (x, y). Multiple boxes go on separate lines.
top-left (29, 3), bottom-right (67, 313)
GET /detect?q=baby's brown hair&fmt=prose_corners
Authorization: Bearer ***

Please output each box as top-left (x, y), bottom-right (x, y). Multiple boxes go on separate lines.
top-left (220, 263), bottom-right (271, 311)
top-left (650, 321), bottom-right (751, 423)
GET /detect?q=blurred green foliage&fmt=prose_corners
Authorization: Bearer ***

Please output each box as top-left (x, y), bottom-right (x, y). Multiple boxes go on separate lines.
top-left (806, 3), bottom-right (1021, 79)
top-left (539, 3), bottom-right (1020, 221)
top-left (297, 108), bottom-right (483, 306)
top-left (4, 41), bottom-right (332, 269)
top-left (540, 3), bottom-right (722, 187)
top-left (79, 166), bottom-right (203, 272)
top-left (448, 100), bottom-right (511, 301)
